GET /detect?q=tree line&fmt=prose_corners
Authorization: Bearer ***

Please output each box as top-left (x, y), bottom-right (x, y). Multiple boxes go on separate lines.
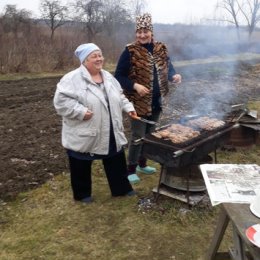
top-left (0, 0), bottom-right (144, 73)
top-left (0, 0), bottom-right (259, 74)
top-left (215, 0), bottom-right (260, 38)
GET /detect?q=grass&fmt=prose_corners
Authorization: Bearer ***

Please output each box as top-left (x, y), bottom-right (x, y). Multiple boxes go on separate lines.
top-left (1, 151), bottom-right (259, 260)
top-left (0, 72), bottom-right (64, 81)
top-left (1, 103), bottom-right (259, 260)
top-left (0, 164), bottom-right (218, 260)
top-left (0, 64), bottom-right (115, 81)
top-left (1, 53), bottom-right (259, 82)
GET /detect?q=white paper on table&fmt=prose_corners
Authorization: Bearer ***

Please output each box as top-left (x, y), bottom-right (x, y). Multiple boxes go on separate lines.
top-left (200, 164), bottom-right (260, 206)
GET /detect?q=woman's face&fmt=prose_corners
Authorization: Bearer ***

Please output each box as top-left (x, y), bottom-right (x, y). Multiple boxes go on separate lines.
top-left (136, 29), bottom-right (152, 44)
top-left (83, 50), bottom-right (104, 72)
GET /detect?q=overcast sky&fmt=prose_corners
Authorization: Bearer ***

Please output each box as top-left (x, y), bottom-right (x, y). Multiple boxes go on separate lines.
top-left (0, 0), bottom-right (219, 24)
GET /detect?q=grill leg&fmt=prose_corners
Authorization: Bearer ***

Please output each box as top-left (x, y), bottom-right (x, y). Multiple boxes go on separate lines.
top-left (154, 164), bottom-right (164, 202)
top-left (214, 148), bottom-right (218, 163)
top-left (186, 167), bottom-right (191, 207)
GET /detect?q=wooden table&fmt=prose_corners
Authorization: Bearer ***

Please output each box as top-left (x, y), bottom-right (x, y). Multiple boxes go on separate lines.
top-left (205, 203), bottom-right (260, 260)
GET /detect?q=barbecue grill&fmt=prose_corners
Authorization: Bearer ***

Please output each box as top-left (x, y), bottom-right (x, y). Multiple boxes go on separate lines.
top-left (139, 114), bottom-right (241, 204)
top-left (142, 120), bottom-right (238, 168)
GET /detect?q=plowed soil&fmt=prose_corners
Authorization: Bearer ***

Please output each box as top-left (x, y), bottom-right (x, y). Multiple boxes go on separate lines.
top-left (1, 61), bottom-right (260, 201)
top-left (0, 77), bottom-right (67, 201)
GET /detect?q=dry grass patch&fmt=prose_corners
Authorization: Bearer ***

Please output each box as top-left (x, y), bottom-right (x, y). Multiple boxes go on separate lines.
top-left (0, 159), bottom-right (241, 260)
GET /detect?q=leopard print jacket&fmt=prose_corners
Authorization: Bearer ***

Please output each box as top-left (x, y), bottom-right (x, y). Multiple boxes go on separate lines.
top-left (125, 41), bottom-right (169, 116)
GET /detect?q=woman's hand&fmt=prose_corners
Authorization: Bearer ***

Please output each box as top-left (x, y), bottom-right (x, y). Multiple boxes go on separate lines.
top-left (83, 110), bottom-right (93, 120)
top-left (172, 74), bottom-right (182, 84)
top-left (133, 83), bottom-right (150, 97)
top-left (128, 111), bottom-right (139, 119)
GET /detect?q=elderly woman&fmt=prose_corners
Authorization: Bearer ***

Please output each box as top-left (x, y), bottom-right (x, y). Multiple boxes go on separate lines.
top-left (54, 43), bottom-right (137, 203)
top-left (115, 13), bottom-right (182, 184)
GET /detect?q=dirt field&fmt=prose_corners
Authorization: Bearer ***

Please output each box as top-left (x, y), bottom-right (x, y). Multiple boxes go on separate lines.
top-left (1, 61), bottom-right (260, 201)
top-left (0, 77), bottom-right (68, 201)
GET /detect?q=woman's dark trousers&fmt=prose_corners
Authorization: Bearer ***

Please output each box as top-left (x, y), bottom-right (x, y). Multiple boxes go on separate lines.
top-left (68, 151), bottom-right (133, 200)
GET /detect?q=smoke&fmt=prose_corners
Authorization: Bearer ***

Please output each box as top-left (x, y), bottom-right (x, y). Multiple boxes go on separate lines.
top-left (155, 24), bottom-right (255, 120)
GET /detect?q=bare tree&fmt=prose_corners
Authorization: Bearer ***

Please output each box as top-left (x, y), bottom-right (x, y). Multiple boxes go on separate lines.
top-left (216, 0), bottom-right (260, 38)
top-left (129, 0), bottom-right (147, 17)
top-left (239, 0), bottom-right (260, 37)
top-left (1, 5), bottom-right (32, 38)
top-left (216, 0), bottom-right (241, 38)
top-left (73, 0), bottom-right (105, 41)
top-left (102, 0), bottom-right (132, 35)
top-left (71, 0), bottom-right (146, 42)
top-left (0, 5), bottom-right (34, 72)
top-left (39, 0), bottom-right (68, 40)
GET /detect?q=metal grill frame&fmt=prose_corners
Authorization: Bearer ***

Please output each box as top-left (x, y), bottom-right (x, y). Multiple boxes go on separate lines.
top-left (142, 123), bottom-right (239, 168)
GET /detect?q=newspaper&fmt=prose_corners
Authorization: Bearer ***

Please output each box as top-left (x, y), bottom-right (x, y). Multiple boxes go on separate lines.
top-left (200, 164), bottom-right (260, 206)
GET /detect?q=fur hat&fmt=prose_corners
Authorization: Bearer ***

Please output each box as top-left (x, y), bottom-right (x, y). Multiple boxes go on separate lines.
top-left (74, 43), bottom-right (101, 63)
top-left (136, 13), bottom-right (153, 32)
